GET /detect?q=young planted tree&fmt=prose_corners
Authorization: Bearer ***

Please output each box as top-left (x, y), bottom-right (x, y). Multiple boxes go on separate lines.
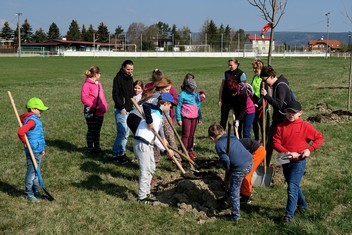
top-left (248, 0), bottom-right (287, 65)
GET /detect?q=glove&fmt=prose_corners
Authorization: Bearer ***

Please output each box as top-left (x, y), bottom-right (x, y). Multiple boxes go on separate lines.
top-left (235, 120), bottom-right (239, 128)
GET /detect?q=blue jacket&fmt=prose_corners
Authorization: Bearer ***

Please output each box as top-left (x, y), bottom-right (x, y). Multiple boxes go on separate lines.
top-left (215, 134), bottom-right (252, 171)
top-left (176, 90), bottom-right (202, 121)
top-left (23, 115), bottom-right (46, 153)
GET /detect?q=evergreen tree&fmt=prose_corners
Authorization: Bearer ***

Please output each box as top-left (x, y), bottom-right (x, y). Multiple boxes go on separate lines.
top-left (96, 22), bottom-right (109, 43)
top-left (32, 28), bottom-right (47, 42)
top-left (81, 24), bottom-right (89, 41)
top-left (66, 20), bottom-right (81, 41)
top-left (47, 22), bottom-right (61, 40)
top-left (0, 21), bottom-right (14, 39)
top-left (21, 19), bottom-right (33, 42)
top-left (86, 24), bottom-right (95, 42)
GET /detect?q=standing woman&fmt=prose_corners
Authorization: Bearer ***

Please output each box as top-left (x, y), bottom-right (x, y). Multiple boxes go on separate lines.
top-left (81, 66), bottom-right (108, 154)
top-left (250, 58), bottom-right (270, 141)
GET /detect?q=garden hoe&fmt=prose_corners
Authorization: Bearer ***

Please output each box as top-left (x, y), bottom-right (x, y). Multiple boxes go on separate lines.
top-left (130, 98), bottom-right (198, 179)
top-left (8, 91), bottom-right (55, 201)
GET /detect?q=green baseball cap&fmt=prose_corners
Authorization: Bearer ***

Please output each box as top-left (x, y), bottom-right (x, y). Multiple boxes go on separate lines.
top-left (26, 97), bottom-right (49, 111)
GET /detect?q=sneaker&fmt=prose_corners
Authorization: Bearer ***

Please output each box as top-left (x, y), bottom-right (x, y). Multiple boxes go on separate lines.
top-left (86, 148), bottom-right (94, 154)
top-left (282, 215), bottom-right (294, 224)
top-left (25, 195), bottom-right (40, 202)
top-left (188, 151), bottom-right (197, 159)
top-left (113, 155), bottom-right (130, 164)
top-left (34, 192), bottom-right (43, 199)
top-left (138, 197), bottom-right (156, 205)
top-left (240, 195), bottom-right (252, 204)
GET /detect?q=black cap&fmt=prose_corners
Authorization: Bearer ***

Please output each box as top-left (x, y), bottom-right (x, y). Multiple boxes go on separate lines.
top-left (285, 100), bottom-right (302, 113)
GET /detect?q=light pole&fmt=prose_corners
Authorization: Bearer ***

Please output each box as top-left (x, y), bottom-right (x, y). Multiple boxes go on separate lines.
top-left (325, 12), bottom-right (330, 58)
top-left (16, 13), bottom-right (22, 56)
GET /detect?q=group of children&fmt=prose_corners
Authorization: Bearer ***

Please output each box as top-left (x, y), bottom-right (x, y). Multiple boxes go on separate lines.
top-left (17, 60), bottom-right (324, 225)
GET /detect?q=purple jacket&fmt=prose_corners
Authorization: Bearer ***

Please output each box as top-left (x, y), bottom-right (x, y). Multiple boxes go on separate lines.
top-left (81, 78), bottom-right (108, 116)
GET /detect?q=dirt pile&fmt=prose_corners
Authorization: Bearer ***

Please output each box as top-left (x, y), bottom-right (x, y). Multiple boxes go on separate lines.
top-left (153, 170), bottom-right (230, 223)
top-left (307, 103), bottom-right (352, 124)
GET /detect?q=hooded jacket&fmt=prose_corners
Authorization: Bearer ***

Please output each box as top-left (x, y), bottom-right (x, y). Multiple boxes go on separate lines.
top-left (81, 78), bottom-right (108, 116)
top-left (264, 75), bottom-right (293, 124)
top-left (112, 68), bottom-right (134, 112)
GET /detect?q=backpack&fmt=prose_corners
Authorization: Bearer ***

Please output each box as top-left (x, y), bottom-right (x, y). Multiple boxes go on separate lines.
top-left (275, 82), bottom-right (296, 102)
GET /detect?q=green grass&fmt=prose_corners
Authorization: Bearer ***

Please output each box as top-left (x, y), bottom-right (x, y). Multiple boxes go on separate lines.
top-left (1, 56), bottom-right (351, 234)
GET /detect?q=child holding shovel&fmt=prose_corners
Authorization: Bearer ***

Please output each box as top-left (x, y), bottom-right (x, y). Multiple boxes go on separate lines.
top-left (273, 100), bottom-right (324, 223)
top-left (17, 97), bottom-right (49, 202)
top-left (133, 93), bottom-right (175, 204)
top-left (208, 123), bottom-right (252, 221)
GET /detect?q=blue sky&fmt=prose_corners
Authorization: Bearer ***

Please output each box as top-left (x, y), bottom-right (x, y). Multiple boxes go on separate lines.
top-left (1, 0), bottom-right (351, 34)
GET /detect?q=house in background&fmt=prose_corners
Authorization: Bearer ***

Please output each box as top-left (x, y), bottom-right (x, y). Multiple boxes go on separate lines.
top-left (308, 38), bottom-right (342, 52)
top-left (246, 35), bottom-right (275, 53)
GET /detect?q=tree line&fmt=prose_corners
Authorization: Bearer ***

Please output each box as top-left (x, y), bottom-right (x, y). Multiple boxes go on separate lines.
top-left (0, 19), bottom-right (247, 51)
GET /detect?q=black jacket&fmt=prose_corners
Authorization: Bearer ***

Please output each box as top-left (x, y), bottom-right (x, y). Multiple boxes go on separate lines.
top-left (112, 68), bottom-right (134, 111)
top-left (264, 75), bottom-right (293, 124)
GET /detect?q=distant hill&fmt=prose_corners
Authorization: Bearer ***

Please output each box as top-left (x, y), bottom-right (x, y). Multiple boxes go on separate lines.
top-left (247, 31), bottom-right (350, 46)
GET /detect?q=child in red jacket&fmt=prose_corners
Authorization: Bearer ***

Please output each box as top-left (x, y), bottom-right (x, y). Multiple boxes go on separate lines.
top-left (273, 100), bottom-right (324, 223)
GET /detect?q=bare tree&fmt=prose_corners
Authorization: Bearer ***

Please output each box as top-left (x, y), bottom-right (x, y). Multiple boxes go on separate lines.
top-left (344, 5), bottom-right (352, 110)
top-left (248, 0), bottom-right (287, 65)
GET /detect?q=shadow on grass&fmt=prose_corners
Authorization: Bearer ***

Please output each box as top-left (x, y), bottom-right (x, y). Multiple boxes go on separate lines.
top-left (71, 174), bottom-right (134, 199)
top-left (80, 161), bottom-right (139, 181)
top-left (0, 180), bottom-right (23, 198)
top-left (46, 139), bottom-right (84, 153)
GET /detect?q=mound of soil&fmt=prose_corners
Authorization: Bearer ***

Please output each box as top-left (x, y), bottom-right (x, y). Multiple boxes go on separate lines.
top-left (152, 169), bottom-right (230, 223)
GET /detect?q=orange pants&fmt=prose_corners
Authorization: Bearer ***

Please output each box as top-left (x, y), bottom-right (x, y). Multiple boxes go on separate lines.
top-left (241, 146), bottom-right (266, 197)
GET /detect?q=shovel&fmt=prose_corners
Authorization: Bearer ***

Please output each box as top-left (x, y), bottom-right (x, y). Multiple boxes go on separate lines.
top-left (8, 91), bottom-right (55, 201)
top-left (130, 98), bottom-right (198, 179)
top-left (163, 112), bottom-right (197, 170)
top-left (251, 84), bottom-right (274, 187)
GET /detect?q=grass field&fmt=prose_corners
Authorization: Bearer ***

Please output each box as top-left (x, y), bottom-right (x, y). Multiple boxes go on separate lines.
top-left (0, 56), bottom-right (351, 234)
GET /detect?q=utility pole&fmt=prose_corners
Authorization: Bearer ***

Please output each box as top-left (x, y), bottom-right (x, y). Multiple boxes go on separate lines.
top-left (325, 12), bottom-right (330, 59)
top-left (16, 13), bottom-right (22, 56)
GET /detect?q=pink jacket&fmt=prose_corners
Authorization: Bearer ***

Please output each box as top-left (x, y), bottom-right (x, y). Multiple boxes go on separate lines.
top-left (81, 78), bottom-right (108, 116)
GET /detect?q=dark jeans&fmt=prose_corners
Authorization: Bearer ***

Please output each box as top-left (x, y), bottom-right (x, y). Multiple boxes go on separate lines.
top-left (265, 122), bottom-right (278, 167)
top-left (238, 112), bottom-right (255, 139)
top-left (220, 102), bottom-right (234, 130)
top-left (85, 114), bottom-right (104, 150)
top-left (253, 107), bottom-right (271, 141)
top-left (282, 160), bottom-right (308, 219)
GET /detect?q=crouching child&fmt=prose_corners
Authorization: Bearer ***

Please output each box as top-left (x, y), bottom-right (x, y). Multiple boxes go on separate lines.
top-left (133, 93), bottom-right (175, 203)
top-left (208, 123), bottom-right (253, 221)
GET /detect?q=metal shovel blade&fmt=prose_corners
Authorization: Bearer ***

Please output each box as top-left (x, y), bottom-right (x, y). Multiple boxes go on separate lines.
top-left (252, 165), bottom-right (274, 187)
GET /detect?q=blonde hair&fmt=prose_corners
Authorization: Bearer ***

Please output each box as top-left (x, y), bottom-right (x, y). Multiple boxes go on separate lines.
top-left (85, 66), bottom-right (100, 78)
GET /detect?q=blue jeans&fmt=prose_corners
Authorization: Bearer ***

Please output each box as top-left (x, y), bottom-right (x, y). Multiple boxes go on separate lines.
top-left (282, 159), bottom-right (308, 219)
top-left (25, 151), bottom-right (42, 197)
top-left (242, 112), bottom-right (255, 138)
top-left (112, 108), bottom-right (130, 156)
top-left (229, 163), bottom-right (252, 220)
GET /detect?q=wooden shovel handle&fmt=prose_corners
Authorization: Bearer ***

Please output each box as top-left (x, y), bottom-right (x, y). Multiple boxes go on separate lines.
top-left (130, 98), bottom-right (186, 174)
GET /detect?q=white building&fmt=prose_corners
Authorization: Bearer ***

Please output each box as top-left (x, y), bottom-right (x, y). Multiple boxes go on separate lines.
top-left (247, 35), bottom-right (275, 53)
